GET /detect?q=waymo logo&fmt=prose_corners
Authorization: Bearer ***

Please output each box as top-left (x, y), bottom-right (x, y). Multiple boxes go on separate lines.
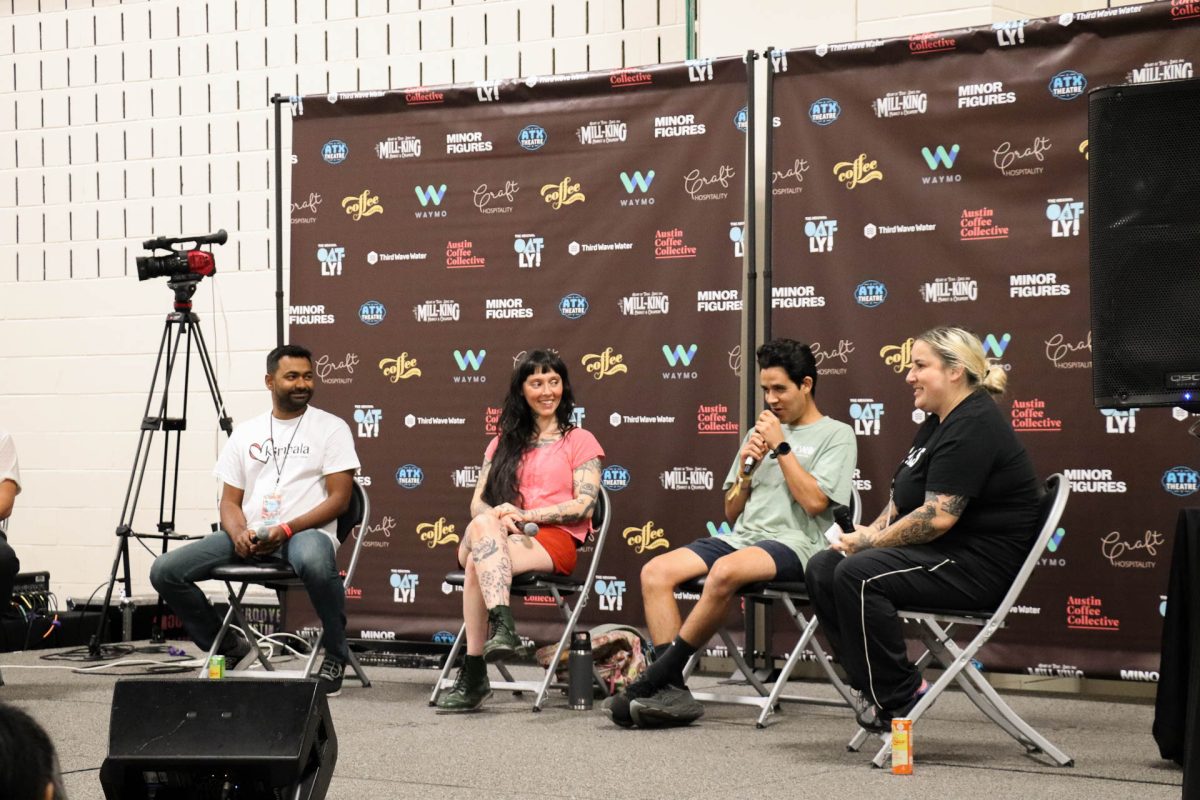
top-left (662, 344), bottom-right (697, 367)
top-left (984, 333), bottom-right (1012, 357)
top-left (1047, 527), bottom-right (1066, 553)
top-left (414, 184), bottom-right (447, 206)
top-left (453, 350), bottom-right (486, 371)
top-left (706, 521), bottom-right (732, 537)
top-left (921, 144), bottom-right (959, 169)
top-left (620, 171), bottom-right (655, 193)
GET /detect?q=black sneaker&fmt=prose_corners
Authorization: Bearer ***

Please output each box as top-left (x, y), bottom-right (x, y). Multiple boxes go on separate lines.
top-left (316, 656), bottom-right (345, 697)
top-left (861, 679), bottom-right (929, 733)
top-left (629, 685), bottom-right (705, 728)
top-left (602, 675), bottom-right (657, 728)
top-left (219, 636), bottom-right (255, 671)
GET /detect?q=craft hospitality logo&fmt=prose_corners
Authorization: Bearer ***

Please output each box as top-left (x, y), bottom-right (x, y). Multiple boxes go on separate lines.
top-left (474, 181), bottom-right (519, 215)
top-left (993, 136), bottom-right (1051, 177)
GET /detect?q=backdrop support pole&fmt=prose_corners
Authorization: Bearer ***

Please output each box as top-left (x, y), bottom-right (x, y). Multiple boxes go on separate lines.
top-left (743, 49), bottom-right (760, 434)
top-left (270, 93), bottom-right (286, 348)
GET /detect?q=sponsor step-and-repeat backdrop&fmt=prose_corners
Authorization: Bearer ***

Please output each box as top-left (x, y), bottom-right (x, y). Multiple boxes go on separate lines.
top-left (288, 58), bottom-right (749, 646)
top-left (769, 2), bottom-right (1200, 680)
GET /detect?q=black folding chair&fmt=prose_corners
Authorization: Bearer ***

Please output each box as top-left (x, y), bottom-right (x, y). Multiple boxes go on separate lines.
top-left (847, 474), bottom-right (1073, 767)
top-left (680, 487), bottom-right (862, 726)
top-left (199, 481), bottom-right (372, 687)
top-left (429, 486), bottom-right (612, 711)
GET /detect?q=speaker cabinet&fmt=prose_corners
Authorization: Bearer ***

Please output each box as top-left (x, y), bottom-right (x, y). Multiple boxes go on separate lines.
top-left (1090, 78), bottom-right (1200, 408)
top-left (100, 678), bottom-right (336, 800)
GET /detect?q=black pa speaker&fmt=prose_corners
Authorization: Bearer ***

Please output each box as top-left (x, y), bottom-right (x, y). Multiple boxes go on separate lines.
top-left (99, 678), bottom-right (337, 800)
top-left (1090, 78), bottom-right (1200, 408)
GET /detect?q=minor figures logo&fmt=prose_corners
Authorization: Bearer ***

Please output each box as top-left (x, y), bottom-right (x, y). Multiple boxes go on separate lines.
top-left (623, 522), bottom-right (670, 554)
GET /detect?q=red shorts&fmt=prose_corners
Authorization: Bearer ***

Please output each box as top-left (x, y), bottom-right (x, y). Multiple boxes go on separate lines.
top-left (529, 525), bottom-right (579, 575)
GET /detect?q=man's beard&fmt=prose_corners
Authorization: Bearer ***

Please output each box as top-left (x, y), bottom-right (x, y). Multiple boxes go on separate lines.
top-left (277, 389), bottom-right (312, 413)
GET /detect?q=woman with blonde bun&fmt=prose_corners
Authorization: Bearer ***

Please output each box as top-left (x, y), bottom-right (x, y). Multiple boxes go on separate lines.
top-left (805, 326), bottom-right (1040, 732)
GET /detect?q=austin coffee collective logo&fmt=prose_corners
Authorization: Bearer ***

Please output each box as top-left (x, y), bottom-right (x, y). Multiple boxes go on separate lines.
top-left (1066, 595), bottom-right (1119, 631)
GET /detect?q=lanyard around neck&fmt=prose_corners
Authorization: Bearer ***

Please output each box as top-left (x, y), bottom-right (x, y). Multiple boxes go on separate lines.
top-left (268, 410), bottom-right (305, 489)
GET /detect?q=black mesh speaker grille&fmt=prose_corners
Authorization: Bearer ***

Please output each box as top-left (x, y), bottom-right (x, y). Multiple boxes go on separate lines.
top-left (1089, 79), bottom-right (1200, 407)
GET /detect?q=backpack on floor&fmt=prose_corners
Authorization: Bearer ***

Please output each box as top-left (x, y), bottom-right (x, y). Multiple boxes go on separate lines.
top-left (535, 623), bottom-right (650, 694)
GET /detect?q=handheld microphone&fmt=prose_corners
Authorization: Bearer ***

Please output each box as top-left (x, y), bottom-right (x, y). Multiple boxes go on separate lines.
top-left (251, 523), bottom-right (272, 542)
top-left (830, 504), bottom-right (855, 534)
top-left (741, 455), bottom-right (758, 476)
top-left (523, 522), bottom-right (539, 537)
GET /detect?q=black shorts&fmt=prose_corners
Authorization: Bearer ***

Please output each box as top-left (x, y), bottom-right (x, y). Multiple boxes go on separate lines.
top-left (682, 537), bottom-right (805, 583)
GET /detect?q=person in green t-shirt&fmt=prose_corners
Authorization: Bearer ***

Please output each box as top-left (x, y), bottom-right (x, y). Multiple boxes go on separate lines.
top-left (603, 339), bottom-right (857, 729)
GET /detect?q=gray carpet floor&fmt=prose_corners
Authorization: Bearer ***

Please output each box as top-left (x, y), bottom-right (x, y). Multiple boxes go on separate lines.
top-left (0, 643), bottom-right (1184, 799)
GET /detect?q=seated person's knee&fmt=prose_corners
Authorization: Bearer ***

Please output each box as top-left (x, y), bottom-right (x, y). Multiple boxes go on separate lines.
top-left (704, 558), bottom-right (740, 597)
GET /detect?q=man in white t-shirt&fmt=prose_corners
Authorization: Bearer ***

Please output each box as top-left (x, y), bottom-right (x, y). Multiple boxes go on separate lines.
top-left (150, 344), bottom-right (361, 695)
top-left (0, 429), bottom-right (21, 615)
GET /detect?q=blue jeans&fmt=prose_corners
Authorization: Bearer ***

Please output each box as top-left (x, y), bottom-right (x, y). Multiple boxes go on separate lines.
top-left (149, 530), bottom-right (348, 661)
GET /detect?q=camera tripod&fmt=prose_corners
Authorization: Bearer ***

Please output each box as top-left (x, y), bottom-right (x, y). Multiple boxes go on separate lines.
top-left (88, 275), bottom-right (233, 657)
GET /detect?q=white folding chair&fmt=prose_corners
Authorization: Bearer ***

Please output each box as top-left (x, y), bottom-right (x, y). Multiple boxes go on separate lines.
top-left (681, 487), bottom-right (862, 727)
top-left (199, 481), bottom-right (372, 687)
top-left (848, 473), bottom-right (1073, 767)
top-left (429, 486), bottom-right (612, 712)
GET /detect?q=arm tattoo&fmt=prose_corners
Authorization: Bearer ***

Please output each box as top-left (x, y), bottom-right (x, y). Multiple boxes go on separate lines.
top-left (530, 458), bottom-right (601, 525)
top-left (894, 502), bottom-right (939, 546)
top-left (939, 494), bottom-right (968, 517)
top-left (469, 458), bottom-right (494, 517)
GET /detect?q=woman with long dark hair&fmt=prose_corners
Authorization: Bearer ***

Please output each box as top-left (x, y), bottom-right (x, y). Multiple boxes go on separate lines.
top-left (435, 350), bottom-right (604, 713)
top-left (0, 704), bottom-right (66, 800)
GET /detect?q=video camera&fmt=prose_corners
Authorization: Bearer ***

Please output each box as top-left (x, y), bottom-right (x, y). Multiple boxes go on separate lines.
top-left (135, 229), bottom-right (227, 282)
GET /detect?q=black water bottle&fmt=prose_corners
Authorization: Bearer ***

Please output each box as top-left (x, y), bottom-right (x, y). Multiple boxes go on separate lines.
top-left (567, 629), bottom-right (594, 710)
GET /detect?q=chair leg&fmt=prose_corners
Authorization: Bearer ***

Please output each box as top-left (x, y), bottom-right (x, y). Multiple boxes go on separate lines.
top-left (346, 648), bottom-right (372, 688)
top-left (429, 623), bottom-right (467, 705)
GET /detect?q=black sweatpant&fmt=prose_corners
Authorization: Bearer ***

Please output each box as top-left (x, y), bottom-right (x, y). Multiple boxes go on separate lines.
top-left (805, 544), bottom-right (1014, 712)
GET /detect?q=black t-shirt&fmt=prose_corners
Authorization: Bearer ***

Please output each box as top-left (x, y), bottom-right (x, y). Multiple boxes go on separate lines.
top-left (891, 390), bottom-right (1041, 568)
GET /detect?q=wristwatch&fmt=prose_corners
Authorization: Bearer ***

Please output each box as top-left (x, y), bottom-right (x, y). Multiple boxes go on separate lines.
top-left (771, 441), bottom-right (792, 458)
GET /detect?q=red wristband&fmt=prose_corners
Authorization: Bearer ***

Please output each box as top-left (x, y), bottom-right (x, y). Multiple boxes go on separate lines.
top-left (280, 522), bottom-right (294, 538)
